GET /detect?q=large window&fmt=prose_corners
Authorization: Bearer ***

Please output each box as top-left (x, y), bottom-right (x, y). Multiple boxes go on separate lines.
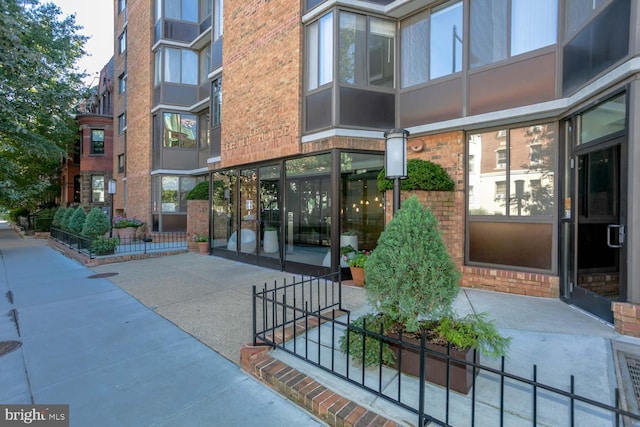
top-left (118, 113), bottom-right (126, 133)
top-left (306, 12), bottom-right (333, 91)
top-left (212, 78), bottom-right (222, 126)
top-left (165, 0), bottom-right (197, 22)
top-left (213, 0), bottom-right (223, 40)
top-left (470, 0), bottom-right (557, 69)
top-left (199, 45), bottom-right (211, 84)
top-left (163, 112), bottom-right (197, 148)
top-left (161, 176), bottom-right (197, 212)
top-left (339, 13), bottom-right (395, 88)
top-left (118, 31), bottom-right (127, 54)
top-left (162, 47), bottom-right (198, 85)
top-left (199, 110), bottom-right (209, 147)
top-left (92, 176), bottom-right (105, 203)
top-left (118, 74), bottom-right (126, 94)
top-left (90, 130), bottom-right (105, 155)
top-left (467, 123), bottom-right (556, 271)
top-left (401, 0), bottom-right (462, 88)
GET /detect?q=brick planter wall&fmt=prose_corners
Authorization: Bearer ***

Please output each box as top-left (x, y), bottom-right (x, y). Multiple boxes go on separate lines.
top-left (187, 200), bottom-right (209, 252)
top-left (612, 302), bottom-right (640, 337)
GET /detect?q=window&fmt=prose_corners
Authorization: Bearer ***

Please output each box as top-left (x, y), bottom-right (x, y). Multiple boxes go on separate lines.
top-left (530, 144), bottom-right (542, 166)
top-left (118, 113), bottom-right (126, 133)
top-left (496, 149), bottom-right (506, 169)
top-left (92, 176), bottom-right (105, 203)
top-left (162, 47), bottom-right (198, 85)
top-left (199, 45), bottom-right (211, 84)
top-left (338, 13), bottom-right (395, 88)
top-left (212, 78), bottom-right (222, 126)
top-left (154, 50), bottom-right (162, 86)
top-left (564, 0), bottom-right (606, 39)
top-left (118, 74), bottom-right (126, 93)
top-left (163, 112), bottom-right (197, 148)
top-left (165, 0), bottom-right (197, 22)
top-left (199, 110), bottom-right (210, 147)
top-left (400, 1), bottom-right (462, 88)
top-left (90, 130), bottom-right (105, 155)
top-left (306, 12), bottom-right (333, 91)
top-left (118, 0), bottom-right (126, 14)
top-left (161, 176), bottom-right (197, 212)
top-left (199, 0), bottom-right (212, 22)
top-left (118, 154), bottom-right (125, 174)
top-left (470, 0), bottom-right (557, 69)
top-left (495, 181), bottom-right (506, 200)
top-left (468, 154), bottom-right (475, 173)
top-left (213, 0), bottom-right (223, 40)
top-left (118, 31), bottom-right (127, 54)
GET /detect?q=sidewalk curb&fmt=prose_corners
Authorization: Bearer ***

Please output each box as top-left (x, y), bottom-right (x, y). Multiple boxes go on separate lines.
top-left (240, 345), bottom-right (398, 427)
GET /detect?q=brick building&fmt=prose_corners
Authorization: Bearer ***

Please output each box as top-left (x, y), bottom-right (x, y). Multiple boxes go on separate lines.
top-left (113, 0), bottom-right (640, 328)
top-left (62, 59), bottom-right (115, 213)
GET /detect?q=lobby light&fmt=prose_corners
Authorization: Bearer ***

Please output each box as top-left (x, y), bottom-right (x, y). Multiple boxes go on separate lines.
top-left (384, 129), bottom-right (409, 216)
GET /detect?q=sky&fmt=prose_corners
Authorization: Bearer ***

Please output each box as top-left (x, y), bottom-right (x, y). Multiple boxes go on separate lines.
top-left (50, 0), bottom-right (114, 85)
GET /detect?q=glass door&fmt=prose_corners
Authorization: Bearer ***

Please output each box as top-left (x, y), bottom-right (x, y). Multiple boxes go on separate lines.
top-left (259, 164), bottom-right (282, 269)
top-left (571, 143), bottom-right (625, 322)
top-left (237, 168), bottom-right (258, 261)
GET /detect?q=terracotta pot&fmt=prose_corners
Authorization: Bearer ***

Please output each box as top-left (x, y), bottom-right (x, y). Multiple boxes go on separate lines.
top-left (349, 266), bottom-right (365, 286)
top-left (197, 241), bottom-right (209, 254)
top-left (388, 333), bottom-right (479, 394)
top-left (118, 226), bottom-right (136, 243)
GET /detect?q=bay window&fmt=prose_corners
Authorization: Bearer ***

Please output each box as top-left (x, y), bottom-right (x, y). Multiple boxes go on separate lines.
top-left (307, 12), bottom-right (333, 91)
top-left (163, 112), bottom-right (197, 148)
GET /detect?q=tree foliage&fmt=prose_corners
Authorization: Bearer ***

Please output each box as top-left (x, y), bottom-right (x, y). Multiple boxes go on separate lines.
top-left (82, 208), bottom-right (110, 238)
top-left (377, 159), bottom-right (455, 192)
top-left (0, 0), bottom-right (88, 210)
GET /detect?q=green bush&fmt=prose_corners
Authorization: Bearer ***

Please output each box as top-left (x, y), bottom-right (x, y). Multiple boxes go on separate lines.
top-left (60, 208), bottom-right (75, 231)
top-left (34, 208), bottom-right (56, 232)
top-left (186, 181), bottom-right (209, 200)
top-left (68, 207), bottom-right (86, 234)
top-left (377, 159), bottom-right (455, 192)
top-left (8, 207), bottom-right (30, 223)
top-left (82, 208), bottom-right (111, 238)
top-left (91, 237), bottom-right (120, 255)
top-left (52, 207), bottom-right (66, 228)
top-left (339, 313), bottom-right (396, 367)
top-left (365, 195), bottom-right (460, 333)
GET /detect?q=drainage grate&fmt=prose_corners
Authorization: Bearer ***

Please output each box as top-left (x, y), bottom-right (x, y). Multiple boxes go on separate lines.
top-left (88, 272), bottom-right (119, 279)
top-left (627, 355), bottom-right (640, 402)
top-left (612, 340), bottom-right (640, 418)
top-left (0, 340), bottom-right (22, 357)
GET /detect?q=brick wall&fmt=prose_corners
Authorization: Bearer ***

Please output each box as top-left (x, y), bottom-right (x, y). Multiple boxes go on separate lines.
top-left (612, 302), bottom-right (640, 337)
top-left (187, 200), bottom-right (208, 252)
top-left (219, 0), bottom-right (302, 168)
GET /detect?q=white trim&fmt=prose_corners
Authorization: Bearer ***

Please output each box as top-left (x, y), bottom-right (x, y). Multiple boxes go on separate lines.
top-left (302, 128), bottom-right (385, 143)
top-left (190, 27), bottom-right (211, 50)
top-left (150, 96), bottom-right (210, 114)
top-left (207, 156), bottom-right (222, 164)
top-left (303, 0), bottom-right (385, 23)
top-left (209, 67), bottom-right (222, 79)
top-left (151, 168), bottom-right (209, 176)
top-left (151, 39), bottom-right (191, 52)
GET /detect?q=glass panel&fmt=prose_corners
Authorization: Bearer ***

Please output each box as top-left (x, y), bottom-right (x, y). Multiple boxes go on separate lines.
top-left (468, 222), bottom-right (553, 270)
top-left (468, 130), bottom-right (508, 215)
top-left (319, 13), bottom-right (334, 87)
top-left (579, 93), bottom-right (626, 144)
top-left (369, 18), bottom-right (395, 87)
top-left (340, 152), bottom-right (385, 252)
top-left (213, 0), bottom-right (223, 39)
top-left (511, 0), bottom-right (557, 56)
top-left (166, 0), bottom-right (180, 20)
top-left (165, 48), bottom-right (181, 83)
top-left (163, 113), bottom-right (180, 147)
top-left (578, 147), bottom-right (618, 218)
top-left (180, 114), bottom-right (197, 148)
top-left (307, 21), bottom-right (319, 91)
top-left (182, 0), bottom-right (197, 22)
top-left (285, 154), bottom-right (332, 267)
top-left (509, 124), bottom-right (556, 216)
top-left (161, 176), bottom-right (179, 212)
top-left (199, 45), bottom-right (211, 83)
top-left (430, 0), bottom-right (463, 80)
top-left (180, 177), bottom-right (196, 212)
top-left (564, 0), bottom-right (605, 39)
top-left (212, 79), bottom-right (222, 126)
top-left (155, 0), bottom-right (162, 22)
top-left (401, 11), bottom-right (428, 88)
top-left (212, 170), bottom-right (236, 251)
top-left (260, 165), bottom-right (281, 258)
top-left (199, 111), bottom-right (210, 147)
top-left (154, 50), bottom-right (162, 85)
top-left (470, 0), bottom-right (506, 69)
top-left (339, 12), bottom-right (367, 86)
top-left (92, 176), bottom-right (105, 203)
top-left (182, 50), bottom-right (198, 84)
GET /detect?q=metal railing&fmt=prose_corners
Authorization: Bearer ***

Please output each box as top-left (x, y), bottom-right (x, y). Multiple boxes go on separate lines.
top-left (50, 227), bottom-right (187, 258)
top-left (252, 277), bottom-right (640, 426)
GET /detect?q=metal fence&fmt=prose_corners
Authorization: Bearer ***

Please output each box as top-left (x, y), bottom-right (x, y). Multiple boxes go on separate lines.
top-left (252, 276), bottom-right (640, 426)
top-left (50, 227), bottom-right (187, 258)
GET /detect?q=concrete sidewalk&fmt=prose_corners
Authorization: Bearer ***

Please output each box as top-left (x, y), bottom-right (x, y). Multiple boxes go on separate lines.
top-left (0, 222), bottom-right (323, 426)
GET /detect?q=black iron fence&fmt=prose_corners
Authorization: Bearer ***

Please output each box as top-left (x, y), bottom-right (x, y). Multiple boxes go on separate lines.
top-left (252, 276), bottom-right (640, 426)
top-left (50, 227), bottom-right (187, 258)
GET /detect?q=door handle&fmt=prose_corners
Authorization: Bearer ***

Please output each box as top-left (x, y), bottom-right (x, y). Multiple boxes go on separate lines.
top-left (607, 224), bottom-right (625, 248)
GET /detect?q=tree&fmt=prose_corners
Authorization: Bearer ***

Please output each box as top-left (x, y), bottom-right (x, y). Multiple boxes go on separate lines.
top-left (0, 0), bottom-right (88, 210)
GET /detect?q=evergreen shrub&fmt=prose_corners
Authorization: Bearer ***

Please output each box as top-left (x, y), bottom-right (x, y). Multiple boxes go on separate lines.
top-left (68, 207), bottom-right (86, 234)
top-left (377, 159), bottom-right (455, 192)
top-left (52, 207), bottom-right (66, 228)
top-left (60, 208), bottom-right (75, 230)
top-left (82, 208), bottom-right (111, 238)
top-left (186, 181), bottom-right (209, 200)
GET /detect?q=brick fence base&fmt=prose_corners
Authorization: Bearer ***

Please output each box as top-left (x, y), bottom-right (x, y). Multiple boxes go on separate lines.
top-left (612, 302), bottom-right (640, 337)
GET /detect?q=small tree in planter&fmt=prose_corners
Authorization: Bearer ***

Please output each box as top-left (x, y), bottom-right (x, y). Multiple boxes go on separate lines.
top-left (82, 208), bottom-right (119, 255)
top-left (52, 207), bottom-right (66, 229)
top-left (341, 195), bottom-right (510, 393)
top-left (60, 208), bottom-right (75, 231)
top-left (68, 207), bottom-right (86, 235)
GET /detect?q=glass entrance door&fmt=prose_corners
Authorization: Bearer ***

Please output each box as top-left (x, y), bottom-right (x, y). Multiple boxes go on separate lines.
top-left (571, 143), bottom-right (625, 322)
top-left (259, 164), bottom-right (282, 269)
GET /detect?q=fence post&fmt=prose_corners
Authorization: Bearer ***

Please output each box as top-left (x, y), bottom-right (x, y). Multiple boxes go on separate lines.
top-left (252, 285), bottom-right (257, 346)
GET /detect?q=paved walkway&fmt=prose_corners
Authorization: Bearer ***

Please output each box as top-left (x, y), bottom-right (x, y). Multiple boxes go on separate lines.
top-left (0, 222), bottom-right (324, 426)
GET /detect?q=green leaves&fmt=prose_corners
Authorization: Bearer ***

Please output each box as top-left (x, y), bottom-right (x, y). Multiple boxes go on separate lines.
top-left (377, 159), bottom-right (455, 192)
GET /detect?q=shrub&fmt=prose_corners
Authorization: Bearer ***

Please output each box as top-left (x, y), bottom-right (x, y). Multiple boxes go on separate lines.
top-left (68, 207), bottom-right (86, 234)
top-left (377, 159), bottom-right (455, 192)
top-left (52, 207), bottom-right (66, 228)
top-left (60, 208), bottom-right (75, 231)
top-left (91, 237), bottom-right (120, 255)
top-left (33, 208), bottom-right (56, 231)
top-left (365, 195), bottom-right (460, 333)
top-left (82, 208), bottom-right (111, 238)
top-left (8, 207), bottom-right (30, 224)
top-left (339, 313), bottom-right (396, 367)
top-left (186, 181), bottom-right (209, 200)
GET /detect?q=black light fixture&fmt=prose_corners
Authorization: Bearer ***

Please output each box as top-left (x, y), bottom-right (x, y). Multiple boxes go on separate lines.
top-left (107, 178), bottom-right (117, 237)
top-left (384, 129), bottom-right (409, 216)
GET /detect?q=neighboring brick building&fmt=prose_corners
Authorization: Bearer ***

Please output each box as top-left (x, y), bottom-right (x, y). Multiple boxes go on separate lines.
top-left (114, 0), bottom-right (640, 328)
top-left (61, 59), bottom-right (115, 214)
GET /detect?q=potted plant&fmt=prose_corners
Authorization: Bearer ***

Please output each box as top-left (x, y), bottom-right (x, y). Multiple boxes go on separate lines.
top-left (339, 244), bottom-right (356, 268)
top-left (340, 196), bottom-right (510, 394)
top-left (193, 233), bottom-right (209, 254)
top-left (346, 250), bottom-right (369, 286)
top-left (113, 216), bottom-right (143, 242)
top-left (340, 230), bottom-right (358, 252)
top-left (263, 226), bottom-right (279, 254)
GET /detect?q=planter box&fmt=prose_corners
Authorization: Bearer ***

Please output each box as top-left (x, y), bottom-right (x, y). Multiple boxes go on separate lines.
top-left (388, 333), bottom-right (479, 394)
